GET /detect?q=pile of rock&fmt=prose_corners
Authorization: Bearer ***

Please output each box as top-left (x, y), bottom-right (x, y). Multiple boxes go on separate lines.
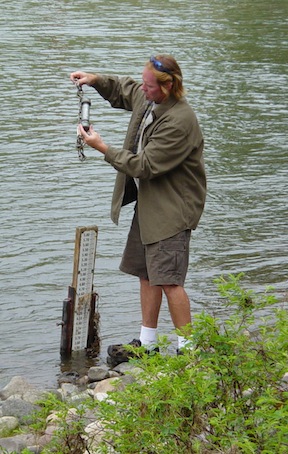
top-left (0, 362), bottom-right (142, 453)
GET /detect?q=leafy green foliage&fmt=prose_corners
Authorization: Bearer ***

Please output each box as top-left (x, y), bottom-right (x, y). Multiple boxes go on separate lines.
top-left (27, 392), bottom-right (65, 432)
top-left (95, 274), bottom-right (288, 453)
top-left (39, 397), bottom-right (91, 454)
top-left (3, 274), bottom-right (286, 453)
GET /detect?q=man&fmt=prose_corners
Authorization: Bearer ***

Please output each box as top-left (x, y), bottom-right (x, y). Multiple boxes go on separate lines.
top-left (70, 54), bottom-right (206, 365)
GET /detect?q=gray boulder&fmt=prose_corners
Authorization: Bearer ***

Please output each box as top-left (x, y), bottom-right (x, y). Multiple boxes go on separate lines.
top-left (1, 397), bottom-right (40, 424)
top-left (0, 376), bottom-right (36, 400)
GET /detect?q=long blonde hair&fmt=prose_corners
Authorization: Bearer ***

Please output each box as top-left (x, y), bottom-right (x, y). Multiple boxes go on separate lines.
top-left (146, 54), bottom-right (186, 100)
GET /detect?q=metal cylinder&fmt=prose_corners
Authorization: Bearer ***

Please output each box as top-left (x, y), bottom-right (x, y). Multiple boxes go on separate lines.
top-left (80, 98), bottom-right (91, 131)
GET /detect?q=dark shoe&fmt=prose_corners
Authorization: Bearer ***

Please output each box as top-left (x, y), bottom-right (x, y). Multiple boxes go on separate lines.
top-left (107, 339), bottom-right (159, 367)
top-left (177, 346), bottom-right (194, 356)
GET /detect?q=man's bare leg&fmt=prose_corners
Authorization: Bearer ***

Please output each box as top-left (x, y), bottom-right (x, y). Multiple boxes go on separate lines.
top-left (139, 281), bottom-right (191, 350)
top-left (162, 284), bottom-right (192, 350)
top-left (162, 284), bottom-right (191, 330)
top-left (140, 278), bottom-right (162, 328)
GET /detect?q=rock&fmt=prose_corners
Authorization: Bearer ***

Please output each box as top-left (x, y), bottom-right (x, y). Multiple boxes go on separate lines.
top-left (77, 375), bottom-right (89, 386)
top-left (59, 383), bottom-right (79, 399)
top-left (93, 377), bottom-right (121, 394)
top-left (118, 374), bottom-right (136, 386)
top-left (93, 392), bottom-right (109, 402)
top-left (0, 416), bottom-right (19, 436)
top-left (0, 433), bottom-right (35, 453)
top-left (26, 446), bottom-right (42, 453)
top-left (89, 374), bottom-right (135, 403)
top-left (0, 435), bottom-right (25, 453)
top-left (58, 371), bottom-right (80, 385)
top-left (1, 397), bottom-right (40, 424)
top-left (0, 376), bottom-right (36, 400)
top-left (112, 362), bottom-right (143, 376)
top-left (281, 372), bottom-right (288, 383)
top-left (84, 420), bottom-right (106, 451)
top-left (26, 447), bottom-right (42, 454)
top-left (69, 390), bottom-right (92, 404)
top-left (0, 366), bottom-right (141, 452)
top-left (22, 389), bottom-right (48, 405)
top-left (44, 422), bottom-right (58, 437)
top-left (88, 366), bottom-right (110, 382)
top-left (65, 407), bottom-right (78, 423)
top-left (58, 383), bottom-right (92, 405)
top-left (84, 419), bottom-right (118, 453)
top-left (46, 411), bottom-right (61, 425)
top-left (108, 369), bottom-right (122, 378)
top-left (279, 372), bottom-right (288, 391)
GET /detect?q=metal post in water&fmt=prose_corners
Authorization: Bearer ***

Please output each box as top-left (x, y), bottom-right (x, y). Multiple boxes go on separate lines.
top-left (60, 286), bottom-right (76, 357)
top-left (86, 291), bottom-right (101, 357)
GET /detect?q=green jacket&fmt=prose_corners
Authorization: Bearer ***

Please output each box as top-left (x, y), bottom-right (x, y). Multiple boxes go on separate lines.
top-left (92, 75), bottom-right (206, 245)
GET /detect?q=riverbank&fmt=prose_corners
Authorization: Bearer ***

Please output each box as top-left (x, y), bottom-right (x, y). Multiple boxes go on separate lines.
top-left (1, 352), bottom-right (288, 453)
top-left (1, 275), bottom-right (288, 453)
top-left (0, 361), bottom-right (140, 453)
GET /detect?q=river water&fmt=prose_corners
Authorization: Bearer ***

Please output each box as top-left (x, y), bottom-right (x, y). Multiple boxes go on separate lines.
top-left (0, 0), bottom-right (287, 388)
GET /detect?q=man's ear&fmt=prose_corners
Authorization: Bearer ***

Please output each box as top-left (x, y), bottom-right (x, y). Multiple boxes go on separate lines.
top-left (165, 80), bottom-right (173, 91)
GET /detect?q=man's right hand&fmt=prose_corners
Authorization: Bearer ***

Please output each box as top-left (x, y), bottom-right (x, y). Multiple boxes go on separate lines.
top-left (70, 71), bottom-right (98, 87)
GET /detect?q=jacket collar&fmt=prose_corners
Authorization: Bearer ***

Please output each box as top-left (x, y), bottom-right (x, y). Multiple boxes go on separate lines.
top-left (153, 95), bottom-right (179, 120)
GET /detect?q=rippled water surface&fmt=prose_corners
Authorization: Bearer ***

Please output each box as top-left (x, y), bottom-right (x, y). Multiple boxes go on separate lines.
top-left (0, 0), bottom-right (287, 387)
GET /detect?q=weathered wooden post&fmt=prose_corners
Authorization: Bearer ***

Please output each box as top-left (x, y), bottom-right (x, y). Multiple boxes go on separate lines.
top-left (60, 226), bottom-right (100, 358)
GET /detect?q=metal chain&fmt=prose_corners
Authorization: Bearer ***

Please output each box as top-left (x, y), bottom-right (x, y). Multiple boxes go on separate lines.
top-left (76, 83), bottom-right (86, 162)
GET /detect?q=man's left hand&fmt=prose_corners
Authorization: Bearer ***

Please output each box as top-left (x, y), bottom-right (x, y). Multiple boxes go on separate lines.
top-left (79, 124), bottom-right (108, 154)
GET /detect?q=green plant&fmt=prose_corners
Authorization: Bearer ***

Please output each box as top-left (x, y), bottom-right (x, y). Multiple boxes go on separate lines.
top-left (23, 392), bottom-right (90, 454)
top-left (95, 274), bottom-right (288, 453)
top-left (8, 274), bottom-right (287, 453)
top-left (0, 394), bottom-right (65, 453)
top-left (39, 397), bottom-right (94, 454)
top-left (25, 392), bottom-right (65, 433)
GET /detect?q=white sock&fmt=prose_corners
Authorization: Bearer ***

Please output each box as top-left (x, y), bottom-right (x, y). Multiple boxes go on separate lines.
top-left (140, 326), bottom-right (157, 349)
top-left (178, 335), bottom-right (191, 350)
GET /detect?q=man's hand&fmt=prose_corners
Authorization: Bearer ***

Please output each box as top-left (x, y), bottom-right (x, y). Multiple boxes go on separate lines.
top-left (79, 124), bottom-right (108, 154)
top-left (70, 71), bottom-right (98, 87)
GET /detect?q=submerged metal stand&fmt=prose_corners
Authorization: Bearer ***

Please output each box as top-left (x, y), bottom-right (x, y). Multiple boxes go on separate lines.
top-left (60, 226), bottom-right (100, 358)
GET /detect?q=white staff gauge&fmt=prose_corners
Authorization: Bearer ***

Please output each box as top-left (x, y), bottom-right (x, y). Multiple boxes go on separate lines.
top-left (71, 226), bottom-right (98, 351)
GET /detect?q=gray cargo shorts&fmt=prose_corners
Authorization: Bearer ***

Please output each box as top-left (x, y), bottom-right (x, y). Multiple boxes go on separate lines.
top-left (119, 209), bottom-right (191, 287)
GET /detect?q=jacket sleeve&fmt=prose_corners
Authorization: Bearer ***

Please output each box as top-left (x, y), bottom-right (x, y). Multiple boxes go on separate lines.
top-left (92, 75), bottom-right (142, 111)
